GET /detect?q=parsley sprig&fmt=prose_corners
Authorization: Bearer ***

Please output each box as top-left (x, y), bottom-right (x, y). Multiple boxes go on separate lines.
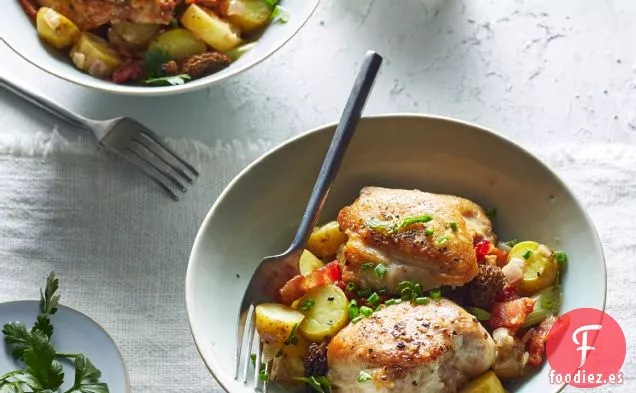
top-left (0, 273), bottom-right (109, 393)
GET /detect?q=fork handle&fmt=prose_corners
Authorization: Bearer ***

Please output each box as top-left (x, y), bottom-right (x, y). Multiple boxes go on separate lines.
top-left (288, 51), bottom-right (383, 254)
top-left (0, 75), bottom-right (91, 131)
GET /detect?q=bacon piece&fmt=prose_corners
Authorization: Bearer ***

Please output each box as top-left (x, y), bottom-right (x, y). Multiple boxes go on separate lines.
top-left (279, 261), bottom-right (341, 305)
top-left (488, 297), bottom-right (535, 333)
top-left (19, 0), bottom-right (39, 20)
top-left (112, 61), bottom-right (144, 84)
top-left (495, 285), bottom-right (520, 303)
top-left (526, 315), bottom-right (557, 367)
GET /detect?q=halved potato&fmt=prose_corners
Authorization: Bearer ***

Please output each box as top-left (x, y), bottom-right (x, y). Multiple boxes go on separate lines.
top-left (109, 22), bottom-right (159, 49)
top-left (307, 221), bottom-right (348, 258)
top-left (226, 0), bottom-right (273, 33)
top-left (508, 241), bottom-right (559, 296)
top-left (36, 7), bottom-right (80, 49)
top-left (299, 249), bottom-right (325, 276)
top-left (459, 371), bottom-right (505, 393)
top-left (70, 33), bottom-right (122, 79)
top-left (298, 284), bottom-right (348, 342)
top-left (150, 28), bottom-right (207, 61)
top-left (255, 303), bottom-right (305, 345)
top-left (181, 4), bottom-right (242, 52)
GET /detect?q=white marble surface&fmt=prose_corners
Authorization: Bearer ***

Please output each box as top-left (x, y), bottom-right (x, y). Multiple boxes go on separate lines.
top-left (3, 0), bottom-right (636, 147)
top-left (1, 0), bottom-right (635, 392)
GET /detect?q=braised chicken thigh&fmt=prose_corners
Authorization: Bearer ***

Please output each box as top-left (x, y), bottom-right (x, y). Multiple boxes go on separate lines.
top-left (337, 187), bottom-right (495, 291)
top-left (327, 299), bottom-right (496, 392)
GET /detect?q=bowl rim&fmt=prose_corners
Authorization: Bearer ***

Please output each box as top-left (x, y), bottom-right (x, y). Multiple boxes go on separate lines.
top-left (0, 0), bottom-right (319, 96)
top-left (0, 299), bottom-right (131, 393)
top-left (185, 113), bottom-right (607, 393)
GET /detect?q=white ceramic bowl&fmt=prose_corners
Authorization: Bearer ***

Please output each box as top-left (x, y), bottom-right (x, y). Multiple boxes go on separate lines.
top-left (0, 0), bottom-right (318, 96)
top-left (186, 114), bottom-right (606, 393)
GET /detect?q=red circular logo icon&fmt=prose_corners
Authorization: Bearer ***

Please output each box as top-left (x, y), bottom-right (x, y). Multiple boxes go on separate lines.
top-left (546, 308), bottom-right (626, 388)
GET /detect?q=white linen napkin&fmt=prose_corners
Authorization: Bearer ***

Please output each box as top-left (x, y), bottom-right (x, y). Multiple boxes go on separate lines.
top-left (0, 130), bottom-right (633, 392)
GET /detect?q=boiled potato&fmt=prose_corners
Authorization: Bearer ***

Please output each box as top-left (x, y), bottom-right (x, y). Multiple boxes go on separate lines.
top-left (298, 284), bottom-right (348, 342)
top-left (307, 221), bottom-right (348, 258)
top-left (508, 241), bottom-right (559, 296)
top-left (459, 371), bottom-right (505, 393)
top-left (226, 0), bottom-right (273, 33)
top-left (70, 33), bottom-right (122, 79)
top-left (299, 249), bottom-right (325, 276)
top-left (181, 4), bottom-right (242, 52)
top-left (255, 303), bottom-right (305, 345)
top-left (110, 22), bottom-right (159, 49)
top-left (36, 7), bottom-right (80, 49)
top-left (150, 28), bottom-right (207, 61)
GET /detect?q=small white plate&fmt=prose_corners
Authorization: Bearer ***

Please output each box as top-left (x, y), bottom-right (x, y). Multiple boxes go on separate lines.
top-left (0, 301), bottom-right (129, 393)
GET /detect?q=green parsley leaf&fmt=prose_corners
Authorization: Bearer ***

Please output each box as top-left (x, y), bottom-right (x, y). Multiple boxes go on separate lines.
top-left (554, 251), bottom-right (568, 267)
top-left (143, 48), bottom-right (172, 78)
top-left (467, 307), bottom-right (491, 321)
top-left (271, 5), bottom-right (290, 23)
top-left (144, 74), bottom-right (191, 86)
top-left (2, 322), bottom-right (31, 360)
top-left (299, 299), bottom-right (315, 312)
top-left (40, 273), bottom-right (60, 316)
top-left (33, 315), bottom-right (54, 339)
top-left (374, 263), bottom-right (387, 279)
top-left (294, 376), bottom-right (331, 393)
top-left (357, 370), bottom-right (372, 383)
top-left (65, 355), bottom-right (108, 393)
top-left (22, 330), bottom-right (64, 390)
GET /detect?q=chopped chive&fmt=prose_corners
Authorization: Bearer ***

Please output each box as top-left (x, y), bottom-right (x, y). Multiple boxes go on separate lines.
top-left (259, 369), bottom-right (269, 381)
top-left (554, 251), bottom-right (568, 266)
top-left (400, 287), bottom-right (413, 300)
top-left (523, 250), bottom-right (533, 259)
top-left (346, 282), bottom-right (357, 292)
top-left (467, 307), bottom-right (491, 321)
top-left (361, 262), bottom-right (375, 271)
top-left (385, 298), bottom-right (397, 305)
top-left (367, 292), bottom-right (380, 304)
top-left (414, 283), bottom-right (423, 297)
top-left (351, 315), bottom-right (364, 323)
top-left (299, 299), bottom-right (315, 311)
top-left (250, 353), bottom-right (256, 366)
top-left (486, 208), bottom-right (497, 218)
top-left (397, 280), bottom-right (415, 293)
top-left (506, 238), bottom-right (519, 247)
top-left (359, 306), bottom-right (373, 317)
top-left (378, 287), bottom-right (388, 296)
top-left (358, 371), bottom-right (372, 383)
top-left (450, 221), bottom-right (458, 232)
top-left (357, 288), bottom-right (373, 298)
top-left (348, 300), bottom-right (360, 319)
top-left (430, 288), bottom-right (442, 300)
top-left (436, 236), bottom-right (449, 246)
top-left (283, 323), bottom-right (299, 346)
top-left (425, 228), bottom-right (434, 236)
top-left (374, 263), bottom-right (388, 279)
top-left (415, 297), bottom-right (430, 305)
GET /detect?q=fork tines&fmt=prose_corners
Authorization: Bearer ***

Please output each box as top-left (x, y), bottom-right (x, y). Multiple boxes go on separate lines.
top-left (122, 130), bottom-right (199, 201)
top-left (236, 305), bottom-right (270, 392)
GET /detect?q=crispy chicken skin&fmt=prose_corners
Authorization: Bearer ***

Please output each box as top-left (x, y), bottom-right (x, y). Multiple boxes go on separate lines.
top-left (327, 299), bottom-right (495, 392)
top-left (37, 0), bottom-right (180, 30)
top-left (337, 187), bottom-right (495, 292)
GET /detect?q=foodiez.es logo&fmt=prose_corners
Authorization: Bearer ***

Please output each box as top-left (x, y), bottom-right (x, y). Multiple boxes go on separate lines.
top-left (546, 308), bottom-right (626, 388)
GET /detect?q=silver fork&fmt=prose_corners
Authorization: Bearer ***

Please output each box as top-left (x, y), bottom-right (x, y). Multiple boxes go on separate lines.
top-left (235, 51), bottom-right (383, 391)
top-left (0, 76), bottom-right (198, 201)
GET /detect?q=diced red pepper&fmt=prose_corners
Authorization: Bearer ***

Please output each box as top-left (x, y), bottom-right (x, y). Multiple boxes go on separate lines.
top-left (527, 315), bottom-right (557, 367)
top-left (488, 297), bottom-right (536, 333)
top-left (279, 261), bottom-right (341, 305)
top-left (495, 285), bottom-right (520, 303)
top-left (475, 239), bottom-right (493, 263)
